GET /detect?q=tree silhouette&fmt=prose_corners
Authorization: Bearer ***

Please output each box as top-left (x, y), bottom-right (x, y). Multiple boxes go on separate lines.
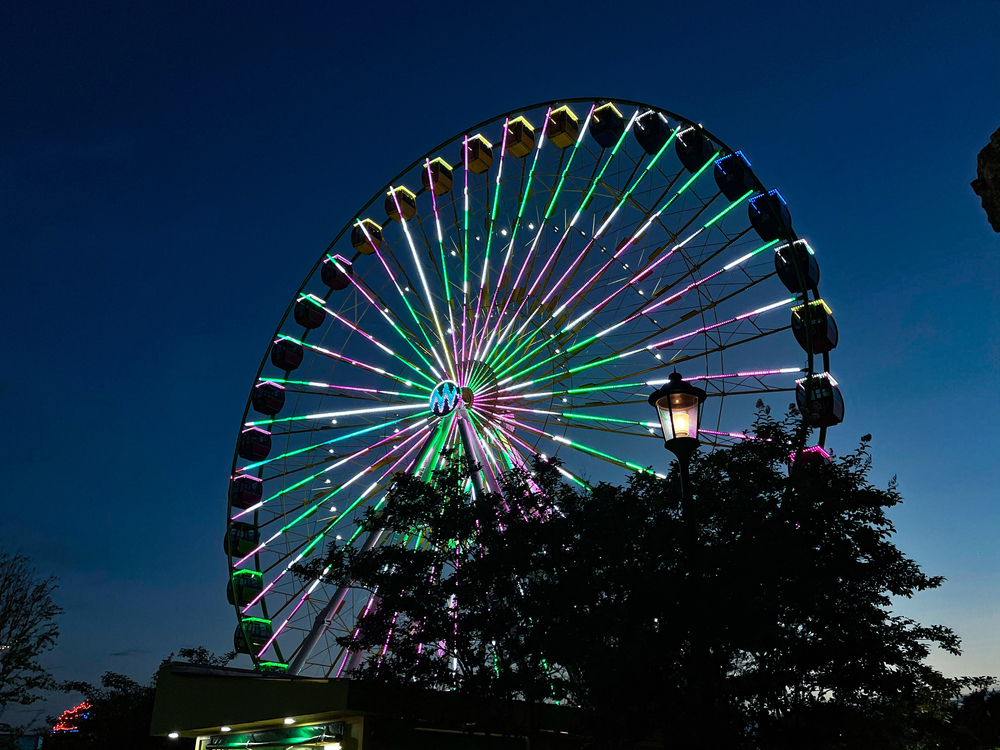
top-left (295, 411), bottom-right (994, 748)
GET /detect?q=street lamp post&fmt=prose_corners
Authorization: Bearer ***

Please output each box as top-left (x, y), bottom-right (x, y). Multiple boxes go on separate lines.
top-left (648, 370), bottom-right (712, 726)
top-left (647, 371), bottom-right (707, 503)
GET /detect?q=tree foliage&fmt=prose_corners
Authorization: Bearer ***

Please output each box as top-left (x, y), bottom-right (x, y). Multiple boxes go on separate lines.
top-left (0, 554), bottom-right (62, 710)
top-left (0, 553), bottom-right (62, 745)
top-left (47, 648), bottom-right (230, 749)
top-left (295, 411), bottom-right (996, 748)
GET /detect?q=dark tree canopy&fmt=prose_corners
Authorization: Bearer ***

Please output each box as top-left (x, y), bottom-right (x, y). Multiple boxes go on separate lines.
top-left (47, 649), bottom-right (229, 749)
top-left (302, 411), bottom-right (992, 748)
top-left (0, 552), bottom-right (62, 742)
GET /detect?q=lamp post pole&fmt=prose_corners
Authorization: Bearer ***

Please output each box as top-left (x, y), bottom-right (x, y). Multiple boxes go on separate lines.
top-left (647, 371), bottom-right (711, 732)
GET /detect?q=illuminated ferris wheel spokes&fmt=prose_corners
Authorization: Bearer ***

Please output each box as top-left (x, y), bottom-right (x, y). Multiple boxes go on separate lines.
top-left (225, 99), bottom-right (842, 677)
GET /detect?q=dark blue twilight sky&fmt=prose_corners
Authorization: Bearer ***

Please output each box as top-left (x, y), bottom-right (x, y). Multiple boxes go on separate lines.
top-left (1, 0), bottom-right (997, 708)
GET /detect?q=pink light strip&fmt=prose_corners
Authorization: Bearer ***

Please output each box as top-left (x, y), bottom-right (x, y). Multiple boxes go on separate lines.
top-left (461, 136), bottom-right (470, 384)
top-left (485, 104), bottom-right (595, 351)
top-left (652, 297), bottom-right (793, 350)
top-left (232, 422), bottom-right (428, 556)
top-left (425, 159), bottom-right (463, 382)
top-left (477, 107), bottom-right (552, 366)
top-left (468, 119), bottom-right (510, 366)
top-left (239, 429), bottom-right (431, 615)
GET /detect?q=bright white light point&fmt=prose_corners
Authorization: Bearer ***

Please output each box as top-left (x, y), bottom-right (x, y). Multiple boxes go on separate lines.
top-left (476, 236), bottom-right (480, 240)
top-left (501, 229), bottom-right (508, 236)
top-left (325, 479), bottom-right (331, 484)
top-left (393, 429), bottom-right (399, 433)
top-left (284, 718), bottom-right (296, 725)
top-left (331, 419), bottom-right (337, 424)
top-left (405, 287), bottom-right (410, 291)
top-left (451, 251), bottom-right (457, 256)
top-left (169, 733), bottom-right (180, 739)
top-left (655, 354), bottom-right (662, 359)
top-left (330, 507), bottom-right (337, 512)
top-left (649, 429), bottom-right (655, 434)
top-left (529, 223), bottom-right (535, 229)
top-left (562, 398), bottom-right (568, 402)
top-left (336, 535), bottom-right (342, 540)
top-left (638, 290), bottom-right (644, 295)
top-left (221, 727), bottom-right (231, 732)
top-left (328, 449), bottom-right (334, 453)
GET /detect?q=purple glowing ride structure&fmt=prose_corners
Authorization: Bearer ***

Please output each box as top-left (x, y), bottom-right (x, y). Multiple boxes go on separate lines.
top-left (225, 99), bottom-right (842, 676)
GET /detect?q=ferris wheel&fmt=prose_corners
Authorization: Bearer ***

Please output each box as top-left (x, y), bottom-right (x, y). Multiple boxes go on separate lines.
top-left (224, 99), bottom-right (844, 677)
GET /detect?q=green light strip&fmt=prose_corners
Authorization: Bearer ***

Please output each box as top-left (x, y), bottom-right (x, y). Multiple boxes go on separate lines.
top-left (555, 434), bottom-right (648, 474)
top-left (327, 252), bottom-right (439, 379)
top-left (492, 150), bottom-right (722, 386)
top-left (279, 333), bottom-right (432, 393)
top-left (480, 120), bottom-right (509, 290)
top-left (365, 207), bottom-right (454, 380)
top-left (308, 294), bottom-right (437, 387)
top-left (270, 428), bottom-right (433, 572)
top-left (485, 127), bottom-right (682, 375)
top-left (476, 110), bottom-right (551, 365)
top-left (482, 107), bottom-right (596, 369)
top-left (241, 413), bottom-right (430, 471)
top-left (263, 379), bottom-right (428, 399)
top-left (703, 188), bottom-right (753, 228)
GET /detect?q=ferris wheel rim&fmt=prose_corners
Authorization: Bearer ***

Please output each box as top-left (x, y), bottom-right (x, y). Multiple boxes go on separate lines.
top-left (225, 97), bottom-right (830, 674)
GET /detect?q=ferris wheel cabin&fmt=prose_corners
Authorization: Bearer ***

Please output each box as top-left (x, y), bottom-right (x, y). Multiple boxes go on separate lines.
top-left (238, 427), bottom-right (271, 461)
top-left (251, 380), bottom-right (285, 415)
top-left (775, 240), bottom-right (820, 293)
top-left (591, 103), bottom-right (625, 149)
top-left (270, 338), bottom-right (303, 371)
top-left (675, 128), bottom-right (716, 172)
top-left (462, 134), bottom-right (494, 175)
top-left (228, 474), bottom-right (262, 511)
top-left (749, 189), bottom-right (793, 241)
top-left (634, 110), bottom-right (673, 155)
top-left (321, 255), bottom-right (354, 289)
top-left (714, 151), bottom-right (757, 201)
top-left (546, 105), bottom-right (580, 150)
top-left (796, 373), bottom-right (844, 428)
top-left (350, 219), bottom-right (383, 254)
top-left (505, 116), bottom-right (535, 158)
top-left (293, 295), bottom-right (326, 330)
top-left (791, 299), bottom-right (839, 355)
top-left (421, 158), bottom-right (453, 196)
top-left (383, 186), bottom-right (417, 222)
top-left (223, 521), bottom-right (260, 557)
top-left (234, 618), bottom-right (273, 654)
top-left (227, 569), bottom-right (263, 607)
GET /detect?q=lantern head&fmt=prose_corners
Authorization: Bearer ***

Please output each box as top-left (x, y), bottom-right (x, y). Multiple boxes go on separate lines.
top-left (647, 371), bottom-right (707, 461)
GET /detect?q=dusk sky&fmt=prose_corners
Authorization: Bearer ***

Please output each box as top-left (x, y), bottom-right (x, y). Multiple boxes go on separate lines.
top-left (2, 0), bottom-right (997, 713)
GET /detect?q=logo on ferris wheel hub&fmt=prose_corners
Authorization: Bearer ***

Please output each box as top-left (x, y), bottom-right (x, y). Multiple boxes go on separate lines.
top-left (430, 380), bottom-right (462, 416)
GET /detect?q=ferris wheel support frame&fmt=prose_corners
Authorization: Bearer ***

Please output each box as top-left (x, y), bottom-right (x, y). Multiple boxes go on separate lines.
top-left (230, 97), bottom-right (838, 677)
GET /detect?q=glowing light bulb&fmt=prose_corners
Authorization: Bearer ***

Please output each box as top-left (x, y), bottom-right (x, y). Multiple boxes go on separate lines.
top-left (221, 727), bottom-right (232, 733)
top-left (672, 411), bottom-right (691, 438)
top-left (284, 718), bottom-right (296, 725)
